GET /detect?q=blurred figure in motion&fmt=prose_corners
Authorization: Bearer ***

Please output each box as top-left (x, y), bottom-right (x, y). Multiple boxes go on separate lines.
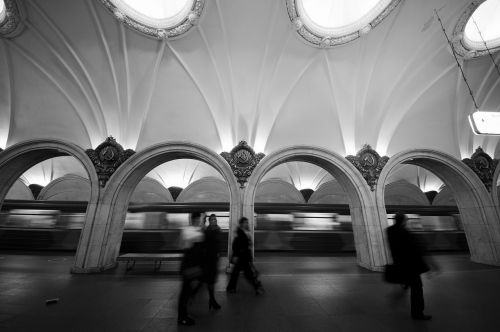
top-left (178, 212), bottom-right (205, 326)
top-left (387, 213), bottom-right (432, 320)
top-left (204, 214), bottom-right (222, 310)
top-left (226, 217), bottom-right (264, 295)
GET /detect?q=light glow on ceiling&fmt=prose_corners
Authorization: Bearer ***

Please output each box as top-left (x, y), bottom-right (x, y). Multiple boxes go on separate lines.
top-left (111, 0), bottom-right (194, 28)
top-left (469, 111), bottom-right (500, 135)
top-left (464, 0), bottom-right (500, 50)
top-left (0, 1), bottom-right (5, 23)
top-left (297, 0), bottom-right (393, 37)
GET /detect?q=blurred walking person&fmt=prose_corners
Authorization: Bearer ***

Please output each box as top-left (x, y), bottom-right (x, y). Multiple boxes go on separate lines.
top-left (204, 214), bottom-right (222, 310)
top-left (387, 213), bottom-right (432, 320)
top-left (226, 217), bottom-right (264, 295)
top-left (178, 212), bottom-right (205, 326)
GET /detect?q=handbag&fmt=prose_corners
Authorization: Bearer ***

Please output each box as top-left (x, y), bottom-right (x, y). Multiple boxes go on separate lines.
top-left (384, 264), bottom-right (406, 284)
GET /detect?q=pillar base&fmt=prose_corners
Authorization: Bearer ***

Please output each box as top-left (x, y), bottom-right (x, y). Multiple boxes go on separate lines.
top-left (70, 261), bottom-right (118, 274)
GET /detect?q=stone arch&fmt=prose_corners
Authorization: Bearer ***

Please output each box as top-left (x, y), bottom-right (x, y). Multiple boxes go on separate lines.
top-left (243, 146), bottom-right (386, 271)
top-left (91, 142), bottom-right (240, 270)
top-left (492, 163), bottom-right (500, 211)
top-left (0, 139), bottom-right (100, 272)
top-left (376, 149), bottom-right (500, 266)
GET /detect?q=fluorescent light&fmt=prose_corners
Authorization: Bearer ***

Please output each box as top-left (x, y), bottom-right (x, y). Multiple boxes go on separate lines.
top-left (468, 111), bottom-right (500, 135)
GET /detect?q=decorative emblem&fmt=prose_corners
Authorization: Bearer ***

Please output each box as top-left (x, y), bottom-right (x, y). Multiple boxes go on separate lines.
top-left (0, 0), bottom-right (26, 38)
top-left (462, 147), bottom-right (498, 192)
top-left (346, 144), bottom-right (389, 191)
top-left (99, 0), bottom-right (205, 40)
top-left (221, 141), bottom-right (265, 188)
top-left (86, 136), bottom-right (135, 187)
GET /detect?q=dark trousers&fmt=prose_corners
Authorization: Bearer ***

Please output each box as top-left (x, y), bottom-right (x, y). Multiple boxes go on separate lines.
top-left (227, 259), bottom-right (259, 290)
top-left (178, 278), bottom-right (196, 319)
top-left (409, 274), bottom-right (424, 317)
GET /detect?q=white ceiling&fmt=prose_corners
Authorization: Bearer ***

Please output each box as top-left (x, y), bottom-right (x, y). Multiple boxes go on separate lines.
top-left (1, 0), bottom-right (499, 190)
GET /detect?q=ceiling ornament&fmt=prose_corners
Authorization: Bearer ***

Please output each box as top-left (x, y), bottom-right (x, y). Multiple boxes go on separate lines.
top-left (346, 144), bottom-right (389, 191)
top-left (462, 147), bottom-right (498, 192)
top-left (98, 0), bottom-right (205, 40)
top-left (452, 1), bottom-right (500, 59)
top-left (285, 0), bottom-right (402, 48)
top-left (221, 141), bottom-right (265, 188)
top-left (86, 136), bottom-right (135, 187)
top-left (0, 0), bottom-right (26, 38)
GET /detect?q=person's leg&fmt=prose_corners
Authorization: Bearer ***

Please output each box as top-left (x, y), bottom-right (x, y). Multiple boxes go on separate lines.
top-left (178, 279), bottom-right (195, 324)
top-left (207, 283), bottom-right (221, 309)
top-left (242, 261), bottom-right (264, 293)
top-left (227, 261), bottom-right (242, 291)
top-left (410, 275), bottom-right (426, 318)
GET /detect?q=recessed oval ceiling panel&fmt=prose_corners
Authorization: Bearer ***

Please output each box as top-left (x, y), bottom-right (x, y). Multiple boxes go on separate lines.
top-left (287, 0), bottom-right (402, 47)
top-left (0, 1), bottom-right (6, 23)
top-left (100, 0), bottom-right (205, 39)
top-left (463, 0), bottom-right (500, 51)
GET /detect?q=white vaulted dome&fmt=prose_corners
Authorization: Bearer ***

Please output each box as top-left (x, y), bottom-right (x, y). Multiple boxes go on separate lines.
top-left (0, 0), bottom-right (499, 188)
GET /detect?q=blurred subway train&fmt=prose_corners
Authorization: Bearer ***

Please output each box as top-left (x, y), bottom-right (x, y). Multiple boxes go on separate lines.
top-left (0, 200), bottom-right (468, 253)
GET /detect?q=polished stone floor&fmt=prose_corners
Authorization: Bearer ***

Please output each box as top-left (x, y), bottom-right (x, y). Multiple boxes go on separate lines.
top-left (1, 251), bottom-right (499, 332)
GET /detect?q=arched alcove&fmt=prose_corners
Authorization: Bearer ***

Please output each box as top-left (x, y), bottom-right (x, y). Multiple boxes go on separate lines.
top-left (0, 140), bottom-right (100, 273)
top-left (5, 178), bottom-right (34, 200)
top-left (244, 146), bottom-right (386, 271)
top-left (308, 179), bottom-right (349, 204)
top-left (38, 174), bottom-right (91, 201)
top-left (377, 149), bottom-right (500, 266)
top-left (255, 178), bottom-right (306, 203)
top-left (385, 180), bottom-right (430, 205)
top-left (130, 177), bottom-right (174, 203)
top-left (432, 186), bottom-right (457, 206)
top-left (176, 176), bottom-right (229, 203)
top-left (88, 142), bottom-right (240, 270)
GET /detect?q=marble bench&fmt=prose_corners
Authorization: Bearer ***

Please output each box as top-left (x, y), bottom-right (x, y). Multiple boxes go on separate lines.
top-left (117, 253), bottom-right (183, 272)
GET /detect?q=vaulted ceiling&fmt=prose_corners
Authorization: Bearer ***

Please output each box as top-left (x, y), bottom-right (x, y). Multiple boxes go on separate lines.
top-left (1, 0), bottom-right (499, 190)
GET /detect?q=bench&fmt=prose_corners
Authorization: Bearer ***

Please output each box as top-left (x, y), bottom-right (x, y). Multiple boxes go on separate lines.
top-left (117, 253), bottom-right (183, 272)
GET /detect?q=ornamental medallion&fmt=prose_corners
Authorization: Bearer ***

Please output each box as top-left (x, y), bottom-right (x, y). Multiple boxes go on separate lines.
top-left (346, 144), bottom-right (389, 191)
top-left (86, 136), bottom-right (135, 187)
top-left (462, 147), bottom-right (498, 192)
top-left (221, 141), bottom-right (265, 188)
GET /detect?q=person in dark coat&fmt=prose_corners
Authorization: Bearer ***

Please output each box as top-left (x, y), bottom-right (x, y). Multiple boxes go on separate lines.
top-left (203, 214), bottom-right (222, 310)
top-left (387, 213), bottom-right (432, 320)
top-left (226, 217), bottom-right (264, 295)
top-left (177, 212), bottom-right (205, 326)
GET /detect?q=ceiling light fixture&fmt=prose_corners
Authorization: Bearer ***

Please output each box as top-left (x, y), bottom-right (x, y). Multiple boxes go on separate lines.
top-left (435, 9), bottom-right (500, 136)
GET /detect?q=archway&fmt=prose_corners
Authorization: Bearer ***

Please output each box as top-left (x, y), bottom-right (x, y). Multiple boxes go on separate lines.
top-left (376, 149), bottom-right (500, 265)
top-left (89, 142), bottom-right (240, 270)
top-left (492, 163), bottom-right (500, 213)
top-left (243, 146), bottom-right (387, 271)
top-left (0, 139), bottom-right (100, 272)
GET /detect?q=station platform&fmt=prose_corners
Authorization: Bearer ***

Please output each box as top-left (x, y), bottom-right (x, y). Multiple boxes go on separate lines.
top-left (1, 252), bottom-right (499, 331)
